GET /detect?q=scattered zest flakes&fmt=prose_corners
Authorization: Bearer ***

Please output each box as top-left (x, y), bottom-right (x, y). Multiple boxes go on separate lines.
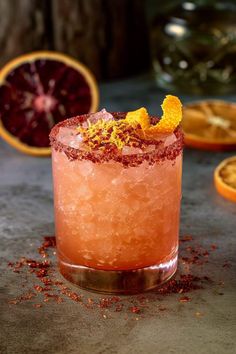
top-left (77, 119), bottom-right (143, 151)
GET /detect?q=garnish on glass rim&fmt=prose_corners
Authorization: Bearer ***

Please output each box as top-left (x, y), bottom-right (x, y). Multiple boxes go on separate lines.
top-left (77, 95), bottom-right (182, 150)
top-left (126, 95), bottom-right (182, 135)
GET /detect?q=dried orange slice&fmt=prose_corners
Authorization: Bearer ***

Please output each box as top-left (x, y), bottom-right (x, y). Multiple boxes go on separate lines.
top-left (0, 51), bottom-right (99, 156)
top-left (183, 100), bottom-right (236, 151)
top-left (214, 156), bottom-right (236, 202)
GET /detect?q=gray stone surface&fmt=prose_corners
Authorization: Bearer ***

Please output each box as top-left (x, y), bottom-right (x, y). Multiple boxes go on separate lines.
top-left (0, 75), bottom-right (236, 354)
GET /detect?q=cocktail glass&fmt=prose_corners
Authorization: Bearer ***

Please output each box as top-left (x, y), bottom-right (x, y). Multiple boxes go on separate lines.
top-left (50, 113), bottom-right (183, 294)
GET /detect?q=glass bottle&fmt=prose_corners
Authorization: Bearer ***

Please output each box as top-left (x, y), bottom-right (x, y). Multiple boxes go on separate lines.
top-left (150, 0), bottom-right (236, 94)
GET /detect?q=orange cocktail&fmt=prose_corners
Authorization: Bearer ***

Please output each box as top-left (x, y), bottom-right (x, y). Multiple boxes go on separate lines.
top-left (50, 96), bottom-right (183, 293)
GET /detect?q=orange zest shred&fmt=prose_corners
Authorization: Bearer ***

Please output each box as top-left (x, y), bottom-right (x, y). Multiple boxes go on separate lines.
top-left (77, 95), bottom-right (182, 150)
top-left (77, 119), bottom-right (141, 150)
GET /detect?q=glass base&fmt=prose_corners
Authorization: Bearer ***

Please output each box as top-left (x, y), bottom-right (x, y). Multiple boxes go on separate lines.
top-left (58, 253), bottom-right (178, 294)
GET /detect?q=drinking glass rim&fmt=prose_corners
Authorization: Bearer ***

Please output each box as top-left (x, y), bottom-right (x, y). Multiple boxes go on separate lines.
top-left (49, 112), bottom-right (183, 167)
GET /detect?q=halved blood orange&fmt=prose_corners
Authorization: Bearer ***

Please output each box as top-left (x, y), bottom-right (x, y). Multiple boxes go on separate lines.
top-left (0, 51), bottom-right (99, 156)
top-left (182, 100), bottom-right (236, 151)
top-left (214, 156), bottom-right (236, 203)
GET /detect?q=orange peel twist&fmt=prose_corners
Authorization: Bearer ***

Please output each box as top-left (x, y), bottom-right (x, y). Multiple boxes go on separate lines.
top-left (148, 95), bottom-right (182, 134)
top-left (125, 107), bottom-right (150, 130)
top-left (125, 95), bottom-right (182, 136)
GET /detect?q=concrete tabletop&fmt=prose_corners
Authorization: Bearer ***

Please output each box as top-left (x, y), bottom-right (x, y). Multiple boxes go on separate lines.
top-left (1, 75), bottom-right (236, 354)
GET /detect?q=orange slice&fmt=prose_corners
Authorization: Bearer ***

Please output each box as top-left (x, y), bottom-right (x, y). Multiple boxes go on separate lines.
top-left (183, 100), bottom-right (236, 151)
top-left (214, 156), bottom-right (236, 202)
top-left (0, 51), bottom-right (99, 156)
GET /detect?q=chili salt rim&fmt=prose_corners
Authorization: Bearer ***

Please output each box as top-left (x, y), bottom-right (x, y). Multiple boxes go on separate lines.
top-left (49, 112), bottom-right (184, 167)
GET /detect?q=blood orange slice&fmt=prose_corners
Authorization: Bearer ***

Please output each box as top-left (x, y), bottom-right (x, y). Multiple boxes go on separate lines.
top-left (214, 156), bottom-right (236, 203)
top-left (0, 51), bottom-right (99, 156)
top-left (182, 100), bottom-right (236, 151)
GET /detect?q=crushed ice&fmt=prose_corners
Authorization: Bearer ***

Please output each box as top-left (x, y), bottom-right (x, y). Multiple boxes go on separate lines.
top-left (122, 146), bottom-right (143, 155)
top-left (163, 133), bottom-right (177, 147)
top-left (58, 127), bottom-right (83, 148)
top-left (88, 109), bottom-right (114, 123)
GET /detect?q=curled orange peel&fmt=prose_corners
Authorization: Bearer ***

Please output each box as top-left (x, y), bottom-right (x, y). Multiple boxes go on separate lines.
top-left (125, 95), bottom-right (182, 136)
top-left (149, 95), bottom-right (182, 134)
top-left (125, 107), bottom-right (150, 130)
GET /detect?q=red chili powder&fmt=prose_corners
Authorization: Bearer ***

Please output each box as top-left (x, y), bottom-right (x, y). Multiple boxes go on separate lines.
top-left (129, 306), bottom-right (141, 314)
top-left (33, 304), bottom-right (43, 308)
top-left (179, 296), bottom-right (191, 303)
top-left (7, 235), bottom-right (221, 316)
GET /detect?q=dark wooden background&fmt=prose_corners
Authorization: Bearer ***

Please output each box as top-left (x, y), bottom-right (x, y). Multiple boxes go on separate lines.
top-left (0, 0), bottom-right (150, 80)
